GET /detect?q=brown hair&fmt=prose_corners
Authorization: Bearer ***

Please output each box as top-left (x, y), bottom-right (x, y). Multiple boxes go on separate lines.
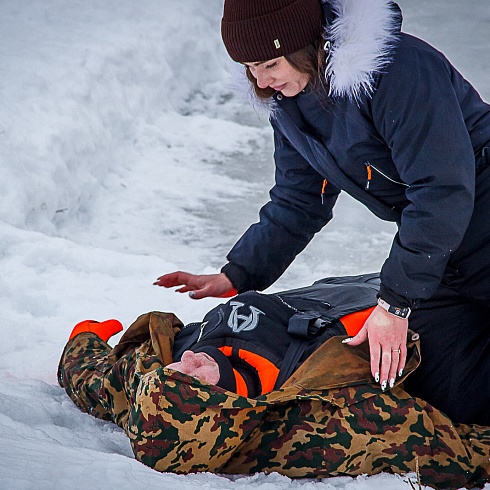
top-left (245, 37), bottom-right (327, 100)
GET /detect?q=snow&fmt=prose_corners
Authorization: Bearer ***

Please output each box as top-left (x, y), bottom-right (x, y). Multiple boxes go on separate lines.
top-left (0, 0), bottom-right (488, 488)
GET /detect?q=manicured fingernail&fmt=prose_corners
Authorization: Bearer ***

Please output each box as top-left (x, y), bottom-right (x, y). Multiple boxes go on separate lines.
top-left (389, 378), bottom-right (395, 388)
top-left (342, 338), bottom-right (353, 343)
top-left (374, 372), bottom-right (380, 383)
top-left (399, 369), bottom-right (403, 377)
top-left (381, 380), bottom-right (387, 391)
top-left (188, 291), bottom-right (196, 298)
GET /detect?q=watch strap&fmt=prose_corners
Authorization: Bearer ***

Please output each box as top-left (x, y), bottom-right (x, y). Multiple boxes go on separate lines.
top-left (377, 298), bottom-right (411, 319)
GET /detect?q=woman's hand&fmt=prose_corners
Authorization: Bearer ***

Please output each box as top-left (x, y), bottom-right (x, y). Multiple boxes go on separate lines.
top-left (344, 305), bottom-right (408, 390)
top-left (154, 271), bottom-right (237, 299)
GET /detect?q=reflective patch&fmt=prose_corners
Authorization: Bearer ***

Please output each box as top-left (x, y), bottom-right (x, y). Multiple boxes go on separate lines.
top-left (227, 301), bottom-right (265, 333)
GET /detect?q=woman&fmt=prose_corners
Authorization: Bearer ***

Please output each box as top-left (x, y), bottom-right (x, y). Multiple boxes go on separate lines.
top-left (155, 0), bottom-right (490, 424)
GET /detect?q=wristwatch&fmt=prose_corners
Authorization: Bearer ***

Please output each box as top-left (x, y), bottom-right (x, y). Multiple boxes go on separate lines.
top-left (377, 298), bottom-right (411, 319)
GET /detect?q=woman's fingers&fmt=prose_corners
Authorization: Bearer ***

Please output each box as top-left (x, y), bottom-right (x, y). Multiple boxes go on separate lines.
top-left (153, 271), bottom-right (191, 287)
top-left (154, 272), bottom-right (236, 299)
top-left (345, 305), bottom-right (409, 389)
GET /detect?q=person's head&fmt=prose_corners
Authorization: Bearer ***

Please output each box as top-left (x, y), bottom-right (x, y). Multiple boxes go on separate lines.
top-left (166, 350), bottom-right (220, 384)
top-left (221, 0), bottom-right (326, 99)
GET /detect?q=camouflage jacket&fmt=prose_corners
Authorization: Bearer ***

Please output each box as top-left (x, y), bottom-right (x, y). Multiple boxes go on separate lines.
top-left (58, 311), bottom-right (490, 489)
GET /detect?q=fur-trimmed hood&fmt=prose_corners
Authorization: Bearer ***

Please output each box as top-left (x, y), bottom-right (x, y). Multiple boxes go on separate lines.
top-left (322, 0), bottom-right (402, 101)
top-left (240, 0), bottom-right (403, 106)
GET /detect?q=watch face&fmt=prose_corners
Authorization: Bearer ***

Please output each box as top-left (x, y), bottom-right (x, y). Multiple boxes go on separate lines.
top-left (378, 298), bottom-right (410, 318)
top-left (389, 306), bottom-right (409, 318)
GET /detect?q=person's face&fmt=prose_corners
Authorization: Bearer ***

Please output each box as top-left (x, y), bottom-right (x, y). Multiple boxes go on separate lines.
top-left (245, 56), bottom-right (309, 97)
top-left (166, 350), bottom-right (220, 384)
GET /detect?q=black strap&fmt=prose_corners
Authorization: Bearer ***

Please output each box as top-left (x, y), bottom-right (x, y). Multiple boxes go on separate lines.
top-left (288, 312), bottom-right (331, 337)
top-left (274, 336), bottom-right (308, 389)
top-left (287, 312), bottom-right (316, 338)
top-left (274, 312), bottom-right (331, 389)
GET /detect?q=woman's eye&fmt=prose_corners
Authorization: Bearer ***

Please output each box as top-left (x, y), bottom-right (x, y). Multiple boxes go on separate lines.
top-left (265, 62), bottom-right (277, 70)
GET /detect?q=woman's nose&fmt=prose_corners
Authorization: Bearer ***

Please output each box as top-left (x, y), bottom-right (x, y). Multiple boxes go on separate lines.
top-left (255, 70), bottom-right (273, 89)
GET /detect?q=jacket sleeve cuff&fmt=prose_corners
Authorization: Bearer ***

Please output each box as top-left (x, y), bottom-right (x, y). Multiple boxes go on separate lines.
top-left (378, 283), bottom-right (420, 309)
top-left (221, 262), bottom-right (254, 293)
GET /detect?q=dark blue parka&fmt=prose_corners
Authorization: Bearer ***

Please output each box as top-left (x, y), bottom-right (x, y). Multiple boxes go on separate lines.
top-left (222, 0), bottom-right (490, 307)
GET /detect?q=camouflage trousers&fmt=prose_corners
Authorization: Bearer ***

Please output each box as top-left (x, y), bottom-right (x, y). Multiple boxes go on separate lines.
top-left (58, 312), bottom-right (490, 489)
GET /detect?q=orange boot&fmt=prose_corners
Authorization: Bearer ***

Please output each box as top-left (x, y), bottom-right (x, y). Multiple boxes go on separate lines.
top-left (69, 319), bottom-right (123, 342)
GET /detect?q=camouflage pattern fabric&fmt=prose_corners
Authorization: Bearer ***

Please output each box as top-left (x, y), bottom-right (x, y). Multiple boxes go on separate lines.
top-left (58, 311), bottom-right (490, 489)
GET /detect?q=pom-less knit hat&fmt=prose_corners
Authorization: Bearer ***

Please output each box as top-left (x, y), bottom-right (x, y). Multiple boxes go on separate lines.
top-left (221, 0), bottom-right (324, 63)
top-left (193, 345), bottom-right (262, 397)
top-left (193, 346), bottom-right (237, 392)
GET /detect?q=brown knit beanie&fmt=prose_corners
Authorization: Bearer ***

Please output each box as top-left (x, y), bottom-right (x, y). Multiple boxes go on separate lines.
top-left (221, 0), bottom-right (324, 63)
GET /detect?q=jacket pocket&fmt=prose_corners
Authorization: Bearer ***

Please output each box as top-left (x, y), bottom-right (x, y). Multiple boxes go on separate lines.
top-left (364, 161), bottom-right (409, 191)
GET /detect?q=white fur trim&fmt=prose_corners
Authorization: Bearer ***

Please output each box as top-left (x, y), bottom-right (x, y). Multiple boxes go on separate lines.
top-left (324, 0), bottom-right (400, 101)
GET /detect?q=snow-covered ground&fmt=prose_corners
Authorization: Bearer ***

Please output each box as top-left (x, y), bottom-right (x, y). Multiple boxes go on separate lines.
top-left (0, 1), bottom-right (488, 488)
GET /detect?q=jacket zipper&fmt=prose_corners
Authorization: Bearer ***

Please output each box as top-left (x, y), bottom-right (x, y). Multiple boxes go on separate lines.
top-left (196, 322), bottom-right (207, 342)
top-left (181, 321), bottom-right (208, 342)
top-left (321, 179), bottom-right (328, 204)
top-left (364, 161), bottom-right (409, 190)
top-left (197, 310), bottom-right (223, 342)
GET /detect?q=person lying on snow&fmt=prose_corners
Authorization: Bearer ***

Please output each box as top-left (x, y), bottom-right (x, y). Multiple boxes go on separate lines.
top-left (58, 274), bottom-right (490, 489)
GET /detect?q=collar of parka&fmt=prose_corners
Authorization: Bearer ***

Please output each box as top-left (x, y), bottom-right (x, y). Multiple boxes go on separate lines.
top-left (322, 0), bottom-right (402, 101)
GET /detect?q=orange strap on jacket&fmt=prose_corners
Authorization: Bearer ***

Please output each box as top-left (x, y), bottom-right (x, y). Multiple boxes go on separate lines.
top-left (218, 346), bottom-right (280, 397)
top-left (339, 306), bottom-right (376, 336)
